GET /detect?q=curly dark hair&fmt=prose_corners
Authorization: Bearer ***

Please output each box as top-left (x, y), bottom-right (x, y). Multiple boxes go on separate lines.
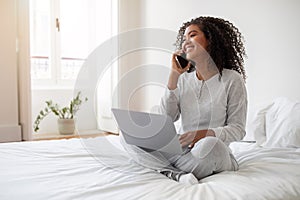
top-left (175, 16), bottom-right (247, 80)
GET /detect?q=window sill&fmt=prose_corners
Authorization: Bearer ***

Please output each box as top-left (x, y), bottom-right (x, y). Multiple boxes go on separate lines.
top-left (31, 85), bottom-right (75, 91)
top-left (33, 129), bottom-right (118, 141)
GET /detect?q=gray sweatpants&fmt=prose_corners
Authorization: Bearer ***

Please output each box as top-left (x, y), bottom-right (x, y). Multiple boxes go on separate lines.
top-left (121, 135), bottom-right (238, 180)
top-left (162, 137), bottom-right (238, 180)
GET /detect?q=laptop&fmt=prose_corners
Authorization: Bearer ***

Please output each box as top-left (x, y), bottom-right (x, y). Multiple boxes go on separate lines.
top-left (111, 108), bottom-right (183, 154)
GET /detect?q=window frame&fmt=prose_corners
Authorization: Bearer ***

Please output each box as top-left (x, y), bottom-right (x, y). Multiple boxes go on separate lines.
top-left (30, 0), bottom-right (118, 89)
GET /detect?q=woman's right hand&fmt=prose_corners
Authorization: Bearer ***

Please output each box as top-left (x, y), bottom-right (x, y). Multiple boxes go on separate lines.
top-left (167, 52), bottom-right (190, 90)
top-left (171, 51), bottom-right (190, 74)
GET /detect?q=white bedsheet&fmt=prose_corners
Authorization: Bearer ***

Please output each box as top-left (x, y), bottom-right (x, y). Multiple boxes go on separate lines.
top-left (0, 135), bottom-right (300, 200)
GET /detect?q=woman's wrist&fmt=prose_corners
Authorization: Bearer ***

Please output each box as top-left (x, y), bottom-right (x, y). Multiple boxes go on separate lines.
top-left (194, 130), bottom-right (216, 143)
top-left (167, 71), bottom-right (180, 90)
top-left (205, 129), bottom-right (216, 137)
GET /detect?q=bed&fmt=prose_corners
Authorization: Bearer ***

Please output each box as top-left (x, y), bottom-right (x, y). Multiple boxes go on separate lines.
top-left (1, 97), bottom-right (300, 200)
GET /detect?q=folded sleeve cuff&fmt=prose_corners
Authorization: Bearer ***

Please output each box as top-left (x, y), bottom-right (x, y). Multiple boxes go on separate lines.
top-left (210, 127), bottom-right (225, 142)
top-left (165, 87), bottom-right (180, 101)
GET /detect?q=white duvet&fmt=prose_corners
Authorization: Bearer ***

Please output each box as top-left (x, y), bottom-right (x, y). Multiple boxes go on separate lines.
top-left (0, 135), bottom-right (300, 200)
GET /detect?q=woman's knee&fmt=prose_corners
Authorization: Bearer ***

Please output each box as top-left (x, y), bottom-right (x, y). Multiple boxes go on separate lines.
top-left (191, 137), bottom-right (229, 159)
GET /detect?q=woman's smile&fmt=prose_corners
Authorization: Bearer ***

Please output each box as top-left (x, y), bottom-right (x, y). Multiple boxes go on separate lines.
top-left (182, 24), bottom-right (208, 60)
top-left (185, 45), bottom-right (194, 53)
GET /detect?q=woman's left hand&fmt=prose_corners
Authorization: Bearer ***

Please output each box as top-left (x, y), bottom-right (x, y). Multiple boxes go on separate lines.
top-left (179, 131), bottom-right (198, 148)
top-left (179, 130), bottom-right (216, 148)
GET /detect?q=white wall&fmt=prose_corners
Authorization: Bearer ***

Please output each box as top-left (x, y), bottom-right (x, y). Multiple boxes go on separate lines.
top-left (0, 0), bottom-right (22, 142)
top-left (138, 0), bottom-right (300, 108)
top-left (114, 0), bottom-right (300, 138)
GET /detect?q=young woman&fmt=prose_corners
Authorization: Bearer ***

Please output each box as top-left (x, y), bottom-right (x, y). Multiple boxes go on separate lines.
top-left (121, 16), bottom-right (247, 185)
top-left (159, 16), bottom-right (247, 184)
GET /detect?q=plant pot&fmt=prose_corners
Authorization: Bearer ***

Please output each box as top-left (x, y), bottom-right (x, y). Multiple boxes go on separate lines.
top-left (57, 119), bottom-right (75, 135)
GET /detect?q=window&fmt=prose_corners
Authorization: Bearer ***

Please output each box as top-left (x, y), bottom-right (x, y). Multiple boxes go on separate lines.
top-left (30, 0), bottom-right (117, 87)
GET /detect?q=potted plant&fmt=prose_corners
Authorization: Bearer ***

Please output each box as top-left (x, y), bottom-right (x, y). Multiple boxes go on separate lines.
top-left (33, 91), bottom-right (88, 135)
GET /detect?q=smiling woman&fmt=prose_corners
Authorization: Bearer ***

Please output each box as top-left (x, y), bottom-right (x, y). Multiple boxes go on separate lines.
top-left (158, 16), bottom-right (248, 183)
top-left (117, 16), bottom-right (248, 185)
top-left (176, 17), bottom-right (247, 80)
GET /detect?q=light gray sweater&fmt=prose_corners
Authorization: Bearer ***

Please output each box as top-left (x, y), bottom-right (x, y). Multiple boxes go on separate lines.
top-left (160, 69), bottom-right (247, 145)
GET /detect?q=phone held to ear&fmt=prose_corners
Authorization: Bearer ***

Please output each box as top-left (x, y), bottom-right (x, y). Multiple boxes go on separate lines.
top-left (175, 53), bottom-right (195, 73)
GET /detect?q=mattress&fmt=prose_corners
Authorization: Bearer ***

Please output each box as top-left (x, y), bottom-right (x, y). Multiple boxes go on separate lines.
top-left (0, 135), bottom-right (300, 200)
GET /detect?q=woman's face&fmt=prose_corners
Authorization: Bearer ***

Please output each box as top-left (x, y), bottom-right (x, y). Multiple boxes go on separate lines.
top-left (182, 24), bottom-right (208, 60)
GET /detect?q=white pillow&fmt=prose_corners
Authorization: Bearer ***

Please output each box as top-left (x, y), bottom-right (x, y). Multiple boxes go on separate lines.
top-left (248, 103), bottom-right (274, 144)
top-left (262, 97), bottom-right (300, 148)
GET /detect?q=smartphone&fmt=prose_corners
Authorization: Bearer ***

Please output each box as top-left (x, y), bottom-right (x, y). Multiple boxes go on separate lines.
top-left (175, 53), bottom-right (195, 73)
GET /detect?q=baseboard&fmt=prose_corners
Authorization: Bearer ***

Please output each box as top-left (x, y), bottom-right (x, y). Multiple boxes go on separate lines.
top-left (0, 125), bottom-right (22, 142)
